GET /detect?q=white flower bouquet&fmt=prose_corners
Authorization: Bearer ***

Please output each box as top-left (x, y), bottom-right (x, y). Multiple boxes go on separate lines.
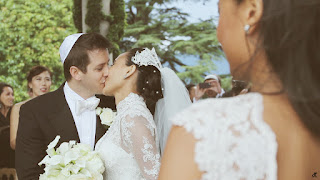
top-left (96, 107), bottom-right (116, 127)
top-left (38, 136), bottom-right (105, 180)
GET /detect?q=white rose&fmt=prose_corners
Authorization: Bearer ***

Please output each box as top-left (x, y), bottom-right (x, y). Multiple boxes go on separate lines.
top-left (47, 155), bottom-right (63, 166)
top-left (100, 108), bottom-right (115, 126)
top-left (57, 142), bottom-right (71, 156)
top-left (69, 174), bottom-right (88, 180)
top-left (46, 135), bottom-right (60, 157)
top-left (39, 134), bottom-right (105, 179)
top-left (47, 135), bottom-right (60, 150)
top-left (38, 155), bottom-right (50, 166)
top-left (95, 107), bottom-right (102, 115)
top-left (64, 148), bottom-right (81, 165)
top-left (86, 154), bottom-right (105, 173)
top-left (43, 164), bottom-right (63, 177)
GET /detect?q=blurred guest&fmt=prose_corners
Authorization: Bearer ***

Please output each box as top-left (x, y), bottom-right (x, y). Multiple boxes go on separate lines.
top-left (27, 89), bottom-right (33, 98)
top-left (232, 80), bottom-right (249, 95)
top-left (186, 84), bottom-right (196, 102)
top-left (194, 74), bottom-right (225, 101)
top-left (223, 79), bottom-right (250, 97)
top-left (10, 66), bottom-right (52, 150)
top-left (0, 82), bottom-right (14, 168)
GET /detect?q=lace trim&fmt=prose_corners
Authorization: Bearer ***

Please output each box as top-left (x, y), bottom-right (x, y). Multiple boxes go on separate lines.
top-left (171, 93), bottom-right (278, 180)
top-left (142, 136), bottom-right (161, 178)
top-left (121, 118), bottom-right (135, 148)
top-left (117, 93), bottom-right (146, 113)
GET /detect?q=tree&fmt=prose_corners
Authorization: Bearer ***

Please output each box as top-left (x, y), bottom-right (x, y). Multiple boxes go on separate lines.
top-left (73, 0), bottom-right (126, 58)
top-left (122, 0), bottom-right (223, 84)
top-left (0, 0), bottom-right (77, 102)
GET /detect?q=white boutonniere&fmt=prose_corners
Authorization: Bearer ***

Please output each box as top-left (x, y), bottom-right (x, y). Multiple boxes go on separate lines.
top-left (38, 135), bottom-right (105, 180)
top-left (96, 107), bottom-right (116, 127)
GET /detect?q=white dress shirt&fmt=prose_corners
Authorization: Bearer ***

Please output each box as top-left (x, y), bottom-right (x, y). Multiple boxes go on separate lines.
top-left (64, 82), bottom-right (97, 149)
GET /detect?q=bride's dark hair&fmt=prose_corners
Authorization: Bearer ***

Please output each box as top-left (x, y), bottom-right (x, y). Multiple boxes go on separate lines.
top-left (125, 48), bottom-right (163, 115)
top-left (236, 0), bottom-right (320, 138)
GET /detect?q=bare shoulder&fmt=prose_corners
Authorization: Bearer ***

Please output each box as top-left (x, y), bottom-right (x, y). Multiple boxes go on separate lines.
top-left (12, 99), bottom-right (30, 112)
top-left (158, 125), bottom-right (202, 180)
top-left (15, 99), bottom-right (30, 108)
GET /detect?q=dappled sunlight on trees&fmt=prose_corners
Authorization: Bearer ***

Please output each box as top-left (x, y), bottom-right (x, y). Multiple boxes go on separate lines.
top-left (0, 0), bottom-right (77, 102)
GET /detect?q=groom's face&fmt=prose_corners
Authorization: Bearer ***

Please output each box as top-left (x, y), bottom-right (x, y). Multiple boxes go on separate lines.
top-left (80, 49), bottom-right (110, 95)
top-left (102, 53), bottom-right (128, 96)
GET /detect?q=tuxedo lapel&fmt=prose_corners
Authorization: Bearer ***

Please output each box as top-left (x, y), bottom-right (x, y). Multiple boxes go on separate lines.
top-left (47, 85), bottom-right (80, 142)
top-left (95, 115), bottom-right (106, 145)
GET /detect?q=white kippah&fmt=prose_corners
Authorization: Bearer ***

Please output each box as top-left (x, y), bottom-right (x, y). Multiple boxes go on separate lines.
top-left (59, 33), bottom-right (85, 63)
top-left (204, 74), bottom-right (219, 81)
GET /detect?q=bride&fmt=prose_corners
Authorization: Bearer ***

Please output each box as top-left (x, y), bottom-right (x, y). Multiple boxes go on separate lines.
top-left (95, 47), bottom-right (191, 180)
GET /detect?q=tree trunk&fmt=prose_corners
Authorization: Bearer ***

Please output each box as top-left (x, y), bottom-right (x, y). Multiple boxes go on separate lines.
top-left (100, 0), bottom-right (111, 37)
top-left (100, 0), bottom-right (113, 63)
top-left (81, 0), bottom-right (89, 33)
top-left (81, 0), bottom-right (112, 62)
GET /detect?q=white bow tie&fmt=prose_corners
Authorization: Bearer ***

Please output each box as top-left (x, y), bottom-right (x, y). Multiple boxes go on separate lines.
top-left (75, 97), bottom-right (100, 116)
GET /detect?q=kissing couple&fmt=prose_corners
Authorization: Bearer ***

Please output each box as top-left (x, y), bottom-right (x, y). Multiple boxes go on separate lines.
top-left (15, 33), bottom-right (191, 180)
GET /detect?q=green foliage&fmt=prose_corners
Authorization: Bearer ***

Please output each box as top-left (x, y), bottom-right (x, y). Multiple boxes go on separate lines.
top-left (73, 0), bottom-right (82, 32)
top-left (220, 75), bottom-right (232, 92)
top-left (107, 0), bottom-right (127, 58)
top-left (177, 58), bottom-right (217, 84)
top-left (122, 1), bottom-right (222, 84)
top-left (0, 0), bottom-right (77, 102)
top-left (79, 0), bottom-right (126, 58)
top-left (86, 0), bottom-right (103, 33)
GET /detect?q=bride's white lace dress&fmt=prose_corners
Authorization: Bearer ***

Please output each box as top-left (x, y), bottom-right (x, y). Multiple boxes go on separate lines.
top-left (172, 93), bottom-right (278, 180)
top-left (95, 93), bottom-right (160, 180)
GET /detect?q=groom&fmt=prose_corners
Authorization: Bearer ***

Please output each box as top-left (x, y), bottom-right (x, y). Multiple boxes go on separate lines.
top-left (15, 33), bottom-right (115, 180)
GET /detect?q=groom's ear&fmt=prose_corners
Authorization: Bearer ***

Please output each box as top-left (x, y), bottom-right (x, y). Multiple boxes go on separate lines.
top-left (125, 65), bottom-right (137, 79)
top-left (69, 66), bottom-right (83, 81)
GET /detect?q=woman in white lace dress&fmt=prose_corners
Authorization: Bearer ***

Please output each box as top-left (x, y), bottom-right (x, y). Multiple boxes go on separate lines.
top-left (95, 48), bottom-right (191, 180)
top-left (159, 0), bottom-right (320, 179)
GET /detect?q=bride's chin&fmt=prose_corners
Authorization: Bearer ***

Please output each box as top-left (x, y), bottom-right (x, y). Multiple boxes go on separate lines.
top-left (102, 89), bottom-right (112, 96)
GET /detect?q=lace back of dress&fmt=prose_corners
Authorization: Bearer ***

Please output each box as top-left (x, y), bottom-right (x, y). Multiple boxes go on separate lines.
top-left (171, 93), bottom-right (278, 180)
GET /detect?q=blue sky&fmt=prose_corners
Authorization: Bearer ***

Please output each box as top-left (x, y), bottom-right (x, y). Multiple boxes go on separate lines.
top-left (166, 0), bottom-right (230, 75)
top-left (170, 0), bottom-right (219, 23)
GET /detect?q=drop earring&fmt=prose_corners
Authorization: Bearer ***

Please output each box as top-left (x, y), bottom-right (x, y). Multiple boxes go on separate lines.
top-left (244, 24), bottom-right (250, 34)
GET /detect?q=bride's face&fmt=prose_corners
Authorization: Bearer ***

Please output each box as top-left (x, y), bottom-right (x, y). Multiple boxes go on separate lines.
top-left (103, 53), bottom-right (130, 96)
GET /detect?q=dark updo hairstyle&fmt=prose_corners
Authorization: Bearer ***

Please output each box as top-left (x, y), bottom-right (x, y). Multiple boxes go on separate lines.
top-left (0, 82), bottom-right (13, 106)
top-left (27, 65), bottom-right (52, 92)
top-left (236, 0), bottom-right (320, 138)
top-left (125, 48), bottom-right (163, 115)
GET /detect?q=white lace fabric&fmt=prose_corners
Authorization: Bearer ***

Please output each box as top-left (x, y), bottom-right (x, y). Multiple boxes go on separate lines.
top-left (171, 93), bottom-right (278, 180)
top-left (95, 93), bottom-right (160, 180)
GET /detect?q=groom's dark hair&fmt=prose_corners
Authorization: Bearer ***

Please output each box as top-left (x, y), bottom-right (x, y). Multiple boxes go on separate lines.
top-left (63, 33), bottom-right (112, 81)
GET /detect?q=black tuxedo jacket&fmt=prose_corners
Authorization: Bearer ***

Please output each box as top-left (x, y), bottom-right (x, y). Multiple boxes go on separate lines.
top-left (15, 85), bottom-right (115, 180)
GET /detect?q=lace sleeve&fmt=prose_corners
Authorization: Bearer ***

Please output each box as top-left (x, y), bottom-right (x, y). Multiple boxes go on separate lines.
top-left (120, 115), bottom-right (161, 180)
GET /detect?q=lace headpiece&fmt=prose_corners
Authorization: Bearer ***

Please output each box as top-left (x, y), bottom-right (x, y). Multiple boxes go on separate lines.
top-left (131, 47), bottom-right (162, 70)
